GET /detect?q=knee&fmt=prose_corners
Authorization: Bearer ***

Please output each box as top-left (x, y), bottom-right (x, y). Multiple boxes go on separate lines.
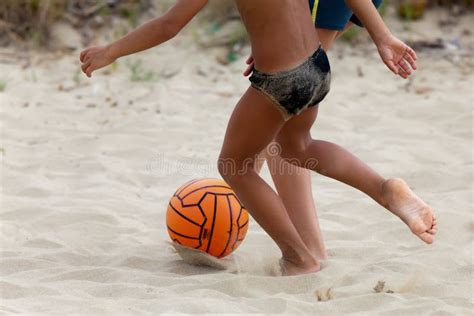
top-left (217, 154), bottom-right (233, 181)
top-left (274, 134), bottom-right (309, 162)
top-left (217, 153), bottom-right (256, 183)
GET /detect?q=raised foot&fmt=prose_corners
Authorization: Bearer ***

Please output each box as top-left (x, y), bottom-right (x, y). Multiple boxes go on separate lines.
top-left (279, 257), bottom-right (320, 276)
top-left (381, 178), bottom-right (438, 244)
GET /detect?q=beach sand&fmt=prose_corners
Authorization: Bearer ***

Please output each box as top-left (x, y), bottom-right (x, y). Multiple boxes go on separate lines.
top-left (1, 9), bottom-right (473, 315)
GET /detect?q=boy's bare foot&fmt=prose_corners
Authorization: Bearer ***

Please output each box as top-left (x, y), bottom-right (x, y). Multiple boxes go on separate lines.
top-left (279, 257), bottom-right (320, 276)
top-left (381, 178), bottom-right (437, 244)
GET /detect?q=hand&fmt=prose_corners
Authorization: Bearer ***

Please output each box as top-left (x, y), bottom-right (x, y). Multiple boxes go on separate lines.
top-left (243, 55), bottom-right (254, 77)
top-left (377, 35), bottom-right (417, 79)
top-left (79, 45), bottom-right (117, 78)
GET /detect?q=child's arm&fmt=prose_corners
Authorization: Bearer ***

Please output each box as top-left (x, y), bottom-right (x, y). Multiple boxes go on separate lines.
top-left (345, 0), bottom-right (417, 78)
top-left (80, 0), bottom-right (208, 77)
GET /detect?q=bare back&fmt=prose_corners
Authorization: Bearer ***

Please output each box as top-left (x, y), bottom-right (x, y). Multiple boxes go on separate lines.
top-left (235, 0), bottom-right (319, 73)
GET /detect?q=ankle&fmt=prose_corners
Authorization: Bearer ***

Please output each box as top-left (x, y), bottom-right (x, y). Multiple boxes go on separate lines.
top-left (281, 255), bottom-right (319, 269)
top-left (281, 246), bottom-right (317, 266)
top-left (281, 250), bottom-right (305, 265)
top-left (378, 178), bottom-right (391, 208)
top-left (299, 235), bottom-right (327, 260)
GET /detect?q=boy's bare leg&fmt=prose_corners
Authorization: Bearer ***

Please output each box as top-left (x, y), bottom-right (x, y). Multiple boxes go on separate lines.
top-left (255, 149), bottom-right (327, 260)
top-left (274, 106), bottom-right (438, 244)
top-left (267, 154), bottom-right (328, 260)
top-left (219, 87), bottom-right (320, 276)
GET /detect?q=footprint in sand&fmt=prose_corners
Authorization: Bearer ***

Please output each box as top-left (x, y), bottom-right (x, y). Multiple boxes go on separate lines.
top-left (315, 288), bottom-right (333, 301)
top-left (168, 241), bottom-right (289, 276)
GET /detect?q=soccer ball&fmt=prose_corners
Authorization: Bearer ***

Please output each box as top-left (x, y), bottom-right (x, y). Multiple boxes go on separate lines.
top-left (166, 178), bottom-right (249, 258)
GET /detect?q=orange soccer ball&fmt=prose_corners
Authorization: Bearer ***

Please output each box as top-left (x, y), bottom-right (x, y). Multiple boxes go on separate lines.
top-left (166, 178), bottom-right (249, 258)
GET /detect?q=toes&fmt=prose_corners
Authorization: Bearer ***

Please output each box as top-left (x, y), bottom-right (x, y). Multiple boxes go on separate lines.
top-left (409, 220), bottom-right (428, 235)
top-left (429, 215), bottom-right (437, 230)
top-left (427, 228), bottom-right (437, 235)
top-left (418, 231), bottom-right (434, 244)
top-left (419, 211), bottom-right (437, 235)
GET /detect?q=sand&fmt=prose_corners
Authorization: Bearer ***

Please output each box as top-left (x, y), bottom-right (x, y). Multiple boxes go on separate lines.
top-left (1, 8), bottom-right (473, 315)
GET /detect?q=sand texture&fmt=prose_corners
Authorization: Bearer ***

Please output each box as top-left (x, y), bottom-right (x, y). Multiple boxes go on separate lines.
top-left (1, 9), bottom-right (473, 315)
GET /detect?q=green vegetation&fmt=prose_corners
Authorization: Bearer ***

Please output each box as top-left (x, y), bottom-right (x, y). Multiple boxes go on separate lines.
top-left (0, 0), bottom-right (66, 46)
top-left (379, 0), bottom-right (390, 16)
top-left (0, 79), bottom-right (7, 92)
top-left (397, 0), bottom-right (427, 20)
top-left (433, 0), bottom-right (474, 6)
top-left (341, 27), bottom-right (360, 42)
top-left (0, 0), bottom-right (150, 47)
top-left (120, 5), bottom-right (140, 28)
top-left (0, 0), bottom-right (471, 48)
top-left (397, 0), bottom-right (473, 20)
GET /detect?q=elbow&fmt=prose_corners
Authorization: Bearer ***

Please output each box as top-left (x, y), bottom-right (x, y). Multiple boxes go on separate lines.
top-left (344, 0), bottom-right (355, 8)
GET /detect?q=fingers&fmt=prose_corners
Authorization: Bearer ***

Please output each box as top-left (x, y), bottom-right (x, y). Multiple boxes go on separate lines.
top-left (81, 60), bottom-right (90, 73)
top-left (243, 67), bottom-right (251, 76)
top-left (80, 49), bottom-right (89, 62)
top-left (385, 60), bottom-right (399, 75)
top-left (397, 59), bottom-right (412, 76)
top-left (396, 46), bottom-right (417, 78)
top-left (404, 51), bottom-right (417, 70)
top-left (393, 48), bottom-right (418, 79)
top-left (243, 61), bottom-right (254, 77)
top-left (80, 49), bottom-right (93, 77)
top-left (398, 66), bottom-right (409, 79)
top-left (81, 60), bottom-right (92, 77)
top-left (406, 45), bottom-right (417, 61)
top-left (86, 66), bottom-right (93, 78)
top-left (243, 55), bottom-right (254, 76)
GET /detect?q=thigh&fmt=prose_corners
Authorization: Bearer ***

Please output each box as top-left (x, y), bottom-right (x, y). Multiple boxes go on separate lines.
top-left (275, 105), bottom-right (319, 149)
top-left (220, 87), bottom-right (285, 164)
